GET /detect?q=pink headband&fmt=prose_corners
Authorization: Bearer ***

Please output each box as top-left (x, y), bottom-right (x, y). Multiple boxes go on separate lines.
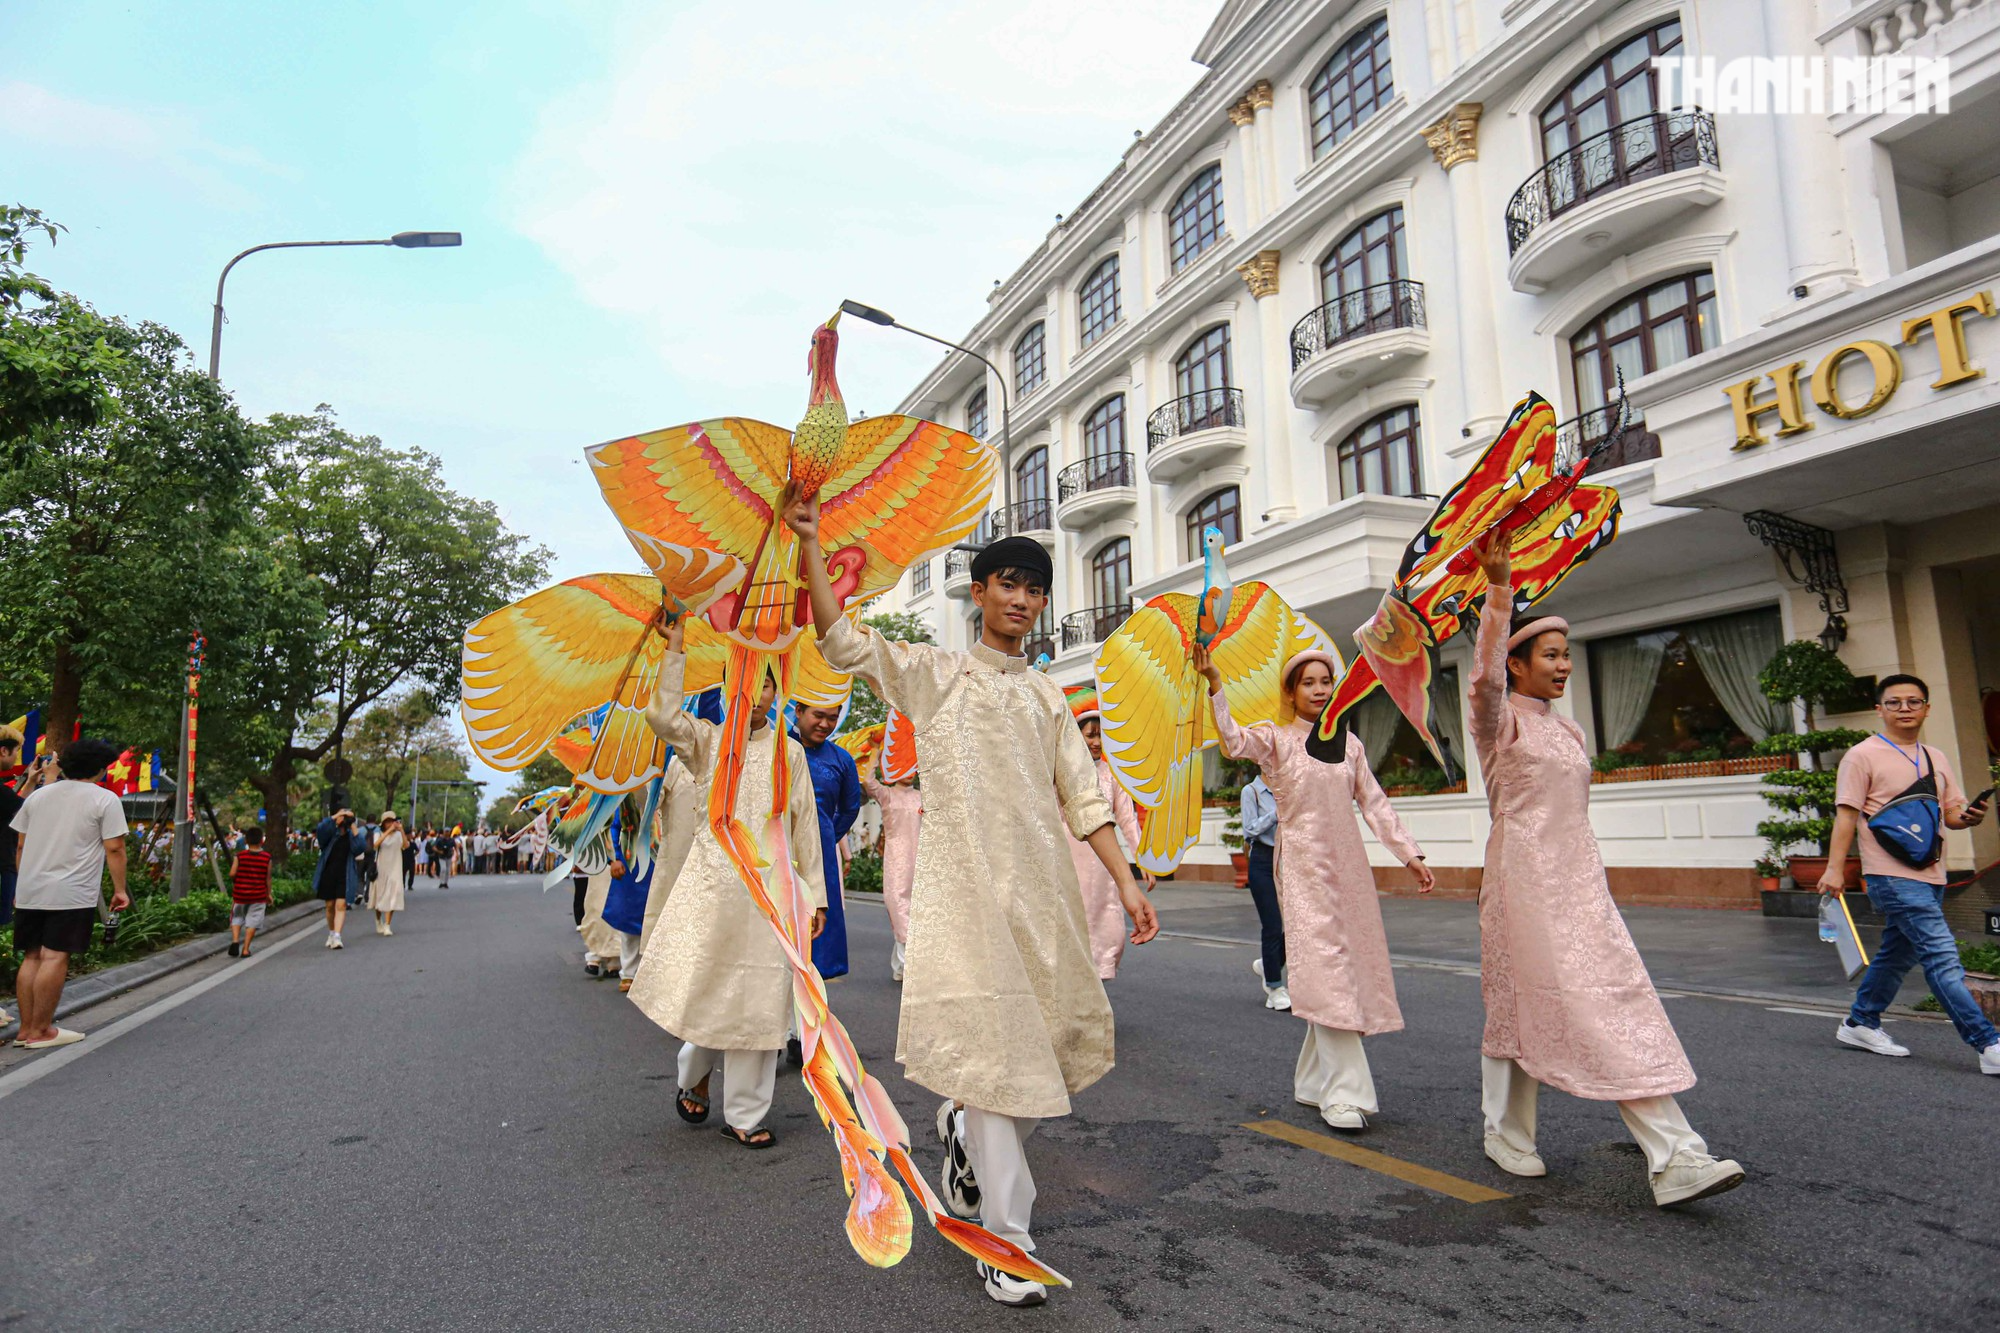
top-left (1507, 616), bottom-right (1569, 651)
top-left (1281, 649), bottom-right (1339, 686)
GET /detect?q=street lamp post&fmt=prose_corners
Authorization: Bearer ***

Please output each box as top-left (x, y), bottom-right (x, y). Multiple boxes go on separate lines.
top-left (207, 230), bottom-right (463, 381)
top-left (838, 300), bottom-right (1012, 544)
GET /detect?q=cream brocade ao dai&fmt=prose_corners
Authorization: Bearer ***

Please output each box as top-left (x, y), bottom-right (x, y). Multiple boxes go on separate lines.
top-left (1468, 586), bottom-right (1696, 1101)
top-left (1066, 761), bottom-right (1142, 980)
top-left (626, 655), bottom-right (827, 1052)
top-left (821, 618), bottom-right (1116, 1121)
top-left (638, 756), bottom-right (701, 957)
top-left (1211, 696), bottom-right (1420, 1034)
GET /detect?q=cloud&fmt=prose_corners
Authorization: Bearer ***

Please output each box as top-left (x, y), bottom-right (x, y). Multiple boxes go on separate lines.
top-left (0, 80), bottom-right (296, 207)
top-left (506, 0), bottom-right (1215, 417)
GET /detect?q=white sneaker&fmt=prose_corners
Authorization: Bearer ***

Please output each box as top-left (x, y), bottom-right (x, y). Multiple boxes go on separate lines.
top-left (1650, 1149), bottom-right (1745, 1207)
top-left (1252, 957), bottom-right (1264, 980)
top-left (1483, 1133), bottom-right (1547, 1178)
top-left (324, 933), bottom-right (337, 949)
top-left (976, 1260), bottom-right (1047, 1308)
top-left (1322, 1104), bottom-right (1367, 1132)
top-left (330, 933), bottom-right (343, 950)
top-left (1837, 1021), bottom-right (1910, 1057)
top-left (383, 925), bottom-right (393, 937)
top-left (1979, 1043), bottom-right (2000, 1076)
top-left (1264, 985), bottom-right (1292, 1011)
top-left (935, 1100), bottom-right (980, 1219)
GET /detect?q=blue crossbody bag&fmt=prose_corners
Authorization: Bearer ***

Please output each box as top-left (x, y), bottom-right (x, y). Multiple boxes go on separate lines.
top-left (1866, 736), bottom-right (1943, 870)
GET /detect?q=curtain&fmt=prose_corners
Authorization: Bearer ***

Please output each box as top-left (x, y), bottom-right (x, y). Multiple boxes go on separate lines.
top-left (1686, 609), bottom-right (1788, 740)
top-left (1594, 633), bottom-right (1667, 750)
top-left (1431, 667), bottom-right (1465, 776)
top-left (1353, 690), bottom-right (1402, 769)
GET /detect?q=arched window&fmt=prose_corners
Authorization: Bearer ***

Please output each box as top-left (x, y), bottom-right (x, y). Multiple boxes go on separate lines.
top-left (1308, 17), bottom-right (1393, 159)
top-left (1091, 538), bottom-right (1131, 611)
top-left (1174, 325), bottom-right (1232, 397)
top-left (967, 388), bottom-right (989, 441)
top-left (1336, 405), bottom-right (1422, 499)
top-left (1570, 270), bottom-right (1716, 416)
top-left (1185, 486), bottom-right (1242, 559)
top-left (1319, 207), bottom-right (1408, 313)
top-left (1014, 323), bottom-right (1046, 397)
top-left (1168, 165), bottom-right (1225, 273)
top-left (1084, 395), bottom-right (1125, 461)
top-left (1015, 446), bottom-right (1049, 530)
top-left (1079, 256), bottom-right (1121, 347)
top-left (1540, 21), bottom-right (1683, 204)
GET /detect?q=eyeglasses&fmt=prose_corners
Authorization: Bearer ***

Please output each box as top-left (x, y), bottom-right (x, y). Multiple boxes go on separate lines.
top-left (1879, 699), bottom-right (1929, 711)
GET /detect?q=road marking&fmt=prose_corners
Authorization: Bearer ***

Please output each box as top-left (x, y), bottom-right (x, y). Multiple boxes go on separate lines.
top-left (1158, 931), bottom-right (1249, 947)
top-left (1765, 1005), bottom-right (1892, 1021)
top-left (0, 920), bottom-right (318, 1102)
top-left (1243, 1119), bottom-right (1511, 1203)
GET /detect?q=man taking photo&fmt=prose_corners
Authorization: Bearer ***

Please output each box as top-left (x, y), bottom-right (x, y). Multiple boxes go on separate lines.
top-left (8, 738), bottom-right (131, 1049)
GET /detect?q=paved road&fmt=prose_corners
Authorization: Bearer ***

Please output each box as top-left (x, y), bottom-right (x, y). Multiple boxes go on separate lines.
top-left (2, 876), bottom-right (1991, 1331)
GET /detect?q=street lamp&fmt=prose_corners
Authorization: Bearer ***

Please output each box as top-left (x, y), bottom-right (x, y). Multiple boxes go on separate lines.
top-left (208, 231), bottom-right (463, 380)
top-left (838, 300), bottom-right (1012, 543)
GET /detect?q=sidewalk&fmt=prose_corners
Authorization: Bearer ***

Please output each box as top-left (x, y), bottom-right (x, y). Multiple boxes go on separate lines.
top-left (1150, 883), bottom-right (1936, 1014)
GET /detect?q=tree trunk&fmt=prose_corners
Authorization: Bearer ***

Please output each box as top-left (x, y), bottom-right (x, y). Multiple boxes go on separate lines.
top-left (45, 639), bottom-right (83, 760)
top-left (250, 753), bottom-right (298, 869)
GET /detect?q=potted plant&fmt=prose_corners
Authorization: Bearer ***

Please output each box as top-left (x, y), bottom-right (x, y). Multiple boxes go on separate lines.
top-left (1755, 857), bottom-right (1784, 893)
top-left (1221, 815), bottom-right (1248, 888)
top-left (1752, 640), bottom-right (1873, 890)
top-left (1962, 940), bottom-right (2000, 1027)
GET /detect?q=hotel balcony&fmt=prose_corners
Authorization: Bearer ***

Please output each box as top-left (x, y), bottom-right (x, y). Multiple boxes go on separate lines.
top-left (1505, 111), bottom-right (1724, 294)
top-left (942, 548), bottom-right (973, 600)
top-left (1288, 281), bottom-right (1430, 408)
top-left (1060, 604), bottom-right (1132, 655)
top-left (1056, 453), bottom-right (1139, 530)
top-left (1557, 403), bottom-right (1662, 473)
top-left (1145, 387), bottom-right (1248, 483)
top-left (977, 498), bottom-right (1057, 550)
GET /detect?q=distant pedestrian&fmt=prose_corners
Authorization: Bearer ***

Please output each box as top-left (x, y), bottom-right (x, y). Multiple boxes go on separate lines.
top-left (7, 738), bottom-right (130, 1049)
top-left (0, 723), bottom-right (27, 928)
top-left (314, 809), bottom-right (365, 949)
top-left (431, 829), bottom-right (457, 889)
top-left (415, 832), bottom-right (431, 880)
top-left (1240, 774), bottom-right (1286, 1010)
top-left (371, 812), bottom-right (409, 936)
top-left (228, 827), bottom-right (272, 958)
top-left (1822, 674), bottom-right (1998, 1074)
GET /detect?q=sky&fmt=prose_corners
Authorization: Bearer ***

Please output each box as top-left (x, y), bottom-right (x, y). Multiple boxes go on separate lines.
top-left (4, 0), bottom-right (1217, 800)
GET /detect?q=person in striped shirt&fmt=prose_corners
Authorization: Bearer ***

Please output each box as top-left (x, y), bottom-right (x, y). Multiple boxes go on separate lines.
top-left (228, 827), bottom-right (272, 958)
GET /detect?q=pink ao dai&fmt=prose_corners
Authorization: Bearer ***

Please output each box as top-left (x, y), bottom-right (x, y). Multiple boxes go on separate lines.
top-left (1468, 585), bottom-right (1695, 1100)
top-left (860, 776), bottom-right (922, 944)
top-left (1065, 760), bottom-right (1142, 980)
top-left (1211, 694), bottom-right (1422, 1035)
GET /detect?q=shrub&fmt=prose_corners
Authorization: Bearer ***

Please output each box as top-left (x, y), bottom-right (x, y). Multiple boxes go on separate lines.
top-left (1755, 641), bottom-right (1871, 864)
top-left (845, 849), bottom-right (884, 894)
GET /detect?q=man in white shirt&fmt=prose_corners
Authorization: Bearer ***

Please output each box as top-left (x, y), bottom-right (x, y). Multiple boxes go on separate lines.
top-left (8, 739), bottom-right (131, 1049)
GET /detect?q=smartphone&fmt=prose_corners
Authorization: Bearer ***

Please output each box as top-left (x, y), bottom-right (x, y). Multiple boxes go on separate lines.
top-left (1971, 786), bottom-right (1996, 809)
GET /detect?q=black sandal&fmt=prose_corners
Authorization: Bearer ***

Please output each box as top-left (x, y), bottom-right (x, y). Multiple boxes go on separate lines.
top-left (584, 962), bottom-right (603, 978)
top-left (720, 1124), bottom-right (776, 1149)
top-left (676, 1089), bottom-right (710, 1124)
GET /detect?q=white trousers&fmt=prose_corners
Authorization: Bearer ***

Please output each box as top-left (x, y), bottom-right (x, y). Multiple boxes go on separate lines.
top-left (1293, 1025), bottom-right (1379, 1116)
top-left (678, 1042), bottom-right (780, 1133)
top-left (617, 930), bottom-right (641, 974)
top-left (1480, 1056), bottom-right (1706, 1174)
top-left (962, 1106), bottom-right (1041, 1252)
top-left (890, 939), bottom-right (906, 979)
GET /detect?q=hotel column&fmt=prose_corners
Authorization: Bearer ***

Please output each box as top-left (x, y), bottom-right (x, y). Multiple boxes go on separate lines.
top-left (1421, 102), bottom-right (1504, 445)
top-left (1236, 249), bottom-right (1297, 526)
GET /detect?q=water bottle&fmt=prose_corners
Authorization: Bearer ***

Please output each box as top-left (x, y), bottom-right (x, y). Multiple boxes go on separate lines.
top-left (101, 910), bottom-right (121, 947)
top-left (1817, 899), bottom-right (1839, 944)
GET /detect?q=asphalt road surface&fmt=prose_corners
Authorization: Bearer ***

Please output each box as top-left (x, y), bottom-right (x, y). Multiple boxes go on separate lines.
top-left (1, 874), bottom-right (1992, 1331)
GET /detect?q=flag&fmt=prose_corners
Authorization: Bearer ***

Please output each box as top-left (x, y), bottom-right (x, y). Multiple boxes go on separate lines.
top-left (138, 751), bottom-right (162, 793)
top-left (103, 748), bottom-right (140, 796)
top-left (9, 709), bottom-right (43, 765)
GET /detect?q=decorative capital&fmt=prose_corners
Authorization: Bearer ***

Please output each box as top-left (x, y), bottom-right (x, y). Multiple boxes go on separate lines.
top-left (1421, 102), bottom-right (1484, 170)
top-left (1235, 249), bottom-right (1281, 299)
top-left (1246, 79), bottom-right (1274, 111)
top-left (1228, 98), bottom-right (1256, 126)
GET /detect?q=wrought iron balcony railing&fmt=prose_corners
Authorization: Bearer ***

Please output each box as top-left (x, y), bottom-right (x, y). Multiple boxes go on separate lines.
top-left (1555, 403), bottom-right (1661, 472)
top-left (1057, 452), bottom-right (1138, 502)
top-left (1021, 634), bottom-right (1057, 665)
top-left (1061, 604), bottom-right (1131, 651)
top-left (1505, 110), bottom-right (1719, 256)
top-left (1147, 387), bottom-right (1246, 452)
top-left (976, 497), bottom-right (1055, 542)
top-left (1289, 280), bottom-right (1427, 371)
top-left (944, 549), bottom-right (972, 582)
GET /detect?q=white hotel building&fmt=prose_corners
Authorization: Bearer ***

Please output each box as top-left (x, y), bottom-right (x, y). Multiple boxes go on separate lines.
top-left (874, 0), bottom-right (2000, 923)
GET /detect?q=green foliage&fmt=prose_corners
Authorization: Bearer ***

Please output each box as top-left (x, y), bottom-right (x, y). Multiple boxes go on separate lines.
top-left (1753, 728), bottom-right (1873, 758)
top-left (1759, 640), bottom-right (1859, 731)
top-left (844, 849), bottom-right (884, 894)
top-left (1757, 642), bottom-right (1868, 864)
top-left (335, 691), bottom-right (473, 819)
top-left (1962, 940), bottom-right (2000, 975)
top-left (0, 207), bottom-right (119, 440)
top-left (844, 611), bottom-right (936, 731)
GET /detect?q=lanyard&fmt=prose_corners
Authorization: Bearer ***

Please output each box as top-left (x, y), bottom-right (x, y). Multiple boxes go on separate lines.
top-left (1875, 734), bottom-right (1927, 776)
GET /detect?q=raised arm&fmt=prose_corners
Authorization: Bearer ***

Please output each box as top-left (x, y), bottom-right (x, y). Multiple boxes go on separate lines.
top-left (780, 483), bottom-right (844, 640)
top-left (1195, 641), bottom-right (1281, 770)
top-left (1467, 532), bottom-right (1517, 763)
top-left (859, 774), bottom-right (890, 806)
top-left (642, 623), bottom-right (716, 774)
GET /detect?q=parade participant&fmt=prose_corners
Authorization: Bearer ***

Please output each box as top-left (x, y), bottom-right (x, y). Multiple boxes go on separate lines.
top-left (1197, 641), bottom-right (1431, 1132)
top-left (370, 813), bottom-right (408, 936)
top-left (795, 699), bottom-right (861, 984)
top-left (1821, 674), bottom-right (1998, 1072)
top-left (637, 756), bottom-right (701, 963)
top-left (1240, 774), bottom-right (1287, 1009)
top-left (601, 800), bottom-right (654, 993)
top-left (858, 760), bottom-right (921, 982)
top-left (1468, 533), bottom-right (1744, 1206)
top-left (792, 487), bottom-right (1159, 1309)
top-left (1064, 696), bottom-right (1147, 981)
top-left (577, 863), bottom-right (621, 979)
top-left (629, 619), bottom-right (826, 1148)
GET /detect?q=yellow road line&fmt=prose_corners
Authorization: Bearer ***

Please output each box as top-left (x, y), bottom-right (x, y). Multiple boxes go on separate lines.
top-left (1242, 1120), bottom-right (1512, 1204)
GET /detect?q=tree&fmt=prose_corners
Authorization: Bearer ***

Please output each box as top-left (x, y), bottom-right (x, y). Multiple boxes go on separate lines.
top-left (340, 691), bottom-right (474, 818)
top-left (842, 610), bottom-right (934, 732)
top-left (0, 207), bottom-right (118, 440)
top-left (487, 753), bottom-right (573, 832)
top-left (0, 310), bottom-right (256, 749)
top-left (237, 408), bottom-right (550, 857)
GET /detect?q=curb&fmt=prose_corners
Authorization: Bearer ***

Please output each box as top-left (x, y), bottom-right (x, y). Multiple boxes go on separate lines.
top-left (49, 900), bottom-right (325, 1021)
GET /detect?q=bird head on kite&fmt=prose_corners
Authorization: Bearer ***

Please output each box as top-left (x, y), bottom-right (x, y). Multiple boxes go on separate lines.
top-left (807, 311), bottom-right (842, 410)
top-left (1196, 524), bottom-right (1235, 647)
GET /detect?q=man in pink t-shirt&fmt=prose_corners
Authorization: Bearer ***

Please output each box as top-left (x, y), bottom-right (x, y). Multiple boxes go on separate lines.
top-left (1820, 673), bottom-right (1996, 1073)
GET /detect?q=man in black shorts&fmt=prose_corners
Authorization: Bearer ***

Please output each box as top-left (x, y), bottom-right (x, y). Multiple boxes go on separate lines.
top-left (8, 738), bottom-right (130, 1049)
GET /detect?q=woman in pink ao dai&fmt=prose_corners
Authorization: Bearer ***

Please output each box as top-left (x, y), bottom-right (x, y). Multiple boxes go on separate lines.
top-left (859, 765), bottom-right (922, 982)
top-left (1065, 707), bottom-right (1147, 981)
top-left (1199, 642), bottom-right (1433, 1133)
top-left (1468, 533), bottom-right (1744, 1207)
